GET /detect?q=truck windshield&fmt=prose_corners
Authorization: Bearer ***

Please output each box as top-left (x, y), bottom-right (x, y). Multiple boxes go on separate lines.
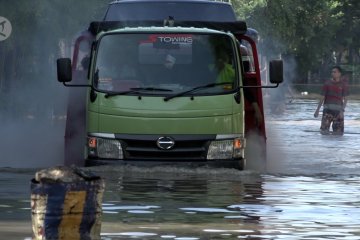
top-left (104, 2), bottom-right (236, 22)
top-left (94, 33), bottom-right (238, 95)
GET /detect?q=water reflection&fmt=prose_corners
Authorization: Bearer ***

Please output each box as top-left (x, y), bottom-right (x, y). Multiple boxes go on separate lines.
top-left (1, 100), bottom-right (360, 239)
top-left (97, 166), bottom-right (265, 239)
top-left (1, 166), bottom-right (360, 239)
top-left (97, 167), bottom-right (360, 239)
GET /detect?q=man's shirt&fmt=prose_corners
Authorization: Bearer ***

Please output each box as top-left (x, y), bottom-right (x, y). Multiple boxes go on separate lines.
top-left (322, 79), bottom-right (349, 111)
top-left (216, 63), bottom-right (235, 84)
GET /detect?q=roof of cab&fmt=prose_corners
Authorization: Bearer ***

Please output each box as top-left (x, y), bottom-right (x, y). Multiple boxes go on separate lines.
top-left (89, 20), bottom-right (247, 35)
top-left (100, 25), bottom-right (232, 36)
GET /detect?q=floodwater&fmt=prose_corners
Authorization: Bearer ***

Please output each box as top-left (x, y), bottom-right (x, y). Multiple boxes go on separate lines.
top-left (1, 99), bottom-right (360, 239)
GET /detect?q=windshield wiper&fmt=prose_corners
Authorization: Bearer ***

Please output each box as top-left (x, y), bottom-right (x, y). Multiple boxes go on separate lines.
top-left (163, 82), bottom-right (233, 101)
top-left (104, 87), bottom-right (172, 98)
top-left (105, 90), bottom-right (140, 98)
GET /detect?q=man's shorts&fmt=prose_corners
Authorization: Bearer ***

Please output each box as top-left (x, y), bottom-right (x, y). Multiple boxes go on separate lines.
top-left (320, 109), bottom-right (344, 135)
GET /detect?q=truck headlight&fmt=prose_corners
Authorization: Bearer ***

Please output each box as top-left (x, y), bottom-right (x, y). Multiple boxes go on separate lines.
top-left (207, 138), bottom-right (245, 160)
top-left (88, 137), bottom-right (123, 159)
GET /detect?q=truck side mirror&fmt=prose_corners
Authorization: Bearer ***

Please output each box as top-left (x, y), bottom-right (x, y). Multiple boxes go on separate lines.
top-left (57, 58), bottom-right (72, 83)
top-left (269, 60), bottom-right (283, 84)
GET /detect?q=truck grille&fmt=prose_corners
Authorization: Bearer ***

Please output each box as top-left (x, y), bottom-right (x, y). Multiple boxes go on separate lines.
top-left (115, 134), bottom-right (216, 161)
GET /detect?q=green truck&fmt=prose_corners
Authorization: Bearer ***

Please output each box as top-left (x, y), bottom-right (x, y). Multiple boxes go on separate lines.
top-left (57, 0), bottom-right (283, 170)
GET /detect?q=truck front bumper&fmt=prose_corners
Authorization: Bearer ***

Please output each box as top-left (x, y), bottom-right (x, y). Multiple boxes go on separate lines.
top-left (86, 133), bottom-right (246, 170)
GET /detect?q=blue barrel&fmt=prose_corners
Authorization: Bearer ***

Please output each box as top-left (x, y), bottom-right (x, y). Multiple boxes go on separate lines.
top-left (31, 167), bottom-right (105, 240)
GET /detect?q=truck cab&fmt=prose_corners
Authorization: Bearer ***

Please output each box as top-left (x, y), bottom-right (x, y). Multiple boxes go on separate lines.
top-left (58, 0), bottom-right (283, 169)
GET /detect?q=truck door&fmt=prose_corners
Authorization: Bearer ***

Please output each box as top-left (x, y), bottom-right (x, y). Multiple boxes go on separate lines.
top-left (236, 35), bottom-right (266, 141)
top-left (64, 32), bottom-right (93, 166)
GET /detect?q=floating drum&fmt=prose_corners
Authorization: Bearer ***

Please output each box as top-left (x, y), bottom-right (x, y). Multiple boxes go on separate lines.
top-left (31, 166), bottom-right (105, 240)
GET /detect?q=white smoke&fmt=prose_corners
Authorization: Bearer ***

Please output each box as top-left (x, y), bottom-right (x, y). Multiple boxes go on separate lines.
top-left (0, 1), bottom-right (107, 168)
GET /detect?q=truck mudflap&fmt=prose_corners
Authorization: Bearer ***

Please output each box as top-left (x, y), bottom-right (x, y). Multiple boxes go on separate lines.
top-left (64, 71), bottom-right (87, 166)
top-left (64, 32), bottom-right (93, 166)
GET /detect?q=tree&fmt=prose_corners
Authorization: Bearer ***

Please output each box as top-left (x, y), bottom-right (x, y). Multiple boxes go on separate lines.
top-left (232, 0), bottom-right (359, 83)
top-left (232, 0), bottom-right (266, 20)
top-left (245, 0), bottom-right (338, 82)
top-left (331, 0), bottom-right (360, 83)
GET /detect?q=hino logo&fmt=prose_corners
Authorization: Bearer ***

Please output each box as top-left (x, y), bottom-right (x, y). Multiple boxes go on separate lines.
top-left (156, 136), bottom-right (175, 150)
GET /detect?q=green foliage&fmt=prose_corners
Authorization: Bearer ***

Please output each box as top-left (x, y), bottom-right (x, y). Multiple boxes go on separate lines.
top-left (332, 0), bottom-right (360, 58)
top-left (232, 0), bottom-right (266, 20)
top-left (233, 0), bottom-right (360, 82)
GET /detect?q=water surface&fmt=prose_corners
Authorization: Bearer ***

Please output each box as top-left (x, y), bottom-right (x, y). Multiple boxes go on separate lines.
top-left (1, 99), bottom-right (360, 239)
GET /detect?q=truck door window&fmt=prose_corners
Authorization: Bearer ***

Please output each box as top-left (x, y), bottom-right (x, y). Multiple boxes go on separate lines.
top-left (94, 33), bottom-right (237, 95)
top-left (71, 35), bottom-right (93, 85)
top-left (76, 41), bottom-right (91, 71)
top-left (240, 40), bottom-right (255, 73)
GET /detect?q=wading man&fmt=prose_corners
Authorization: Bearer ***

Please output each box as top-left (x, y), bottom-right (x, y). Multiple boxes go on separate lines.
top-left (314, 66), bottom-right (349, 135)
